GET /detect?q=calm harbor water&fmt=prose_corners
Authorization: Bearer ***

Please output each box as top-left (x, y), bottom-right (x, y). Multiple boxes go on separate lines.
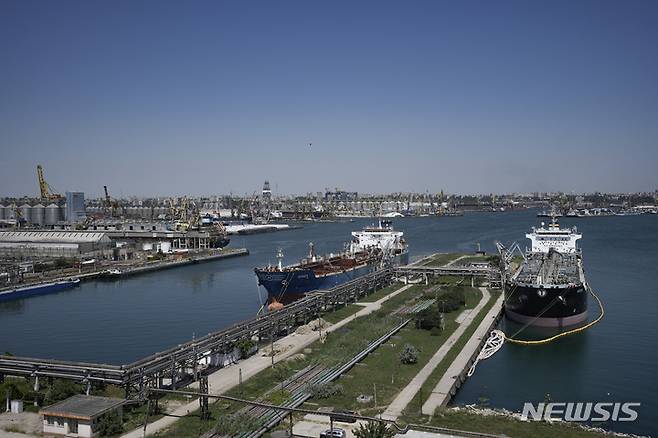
top-left (0, 210), bottom-right (656, 435)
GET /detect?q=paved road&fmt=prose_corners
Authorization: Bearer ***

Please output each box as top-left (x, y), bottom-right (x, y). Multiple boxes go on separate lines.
top-left (381, 287), bottom-right (490, 421)
top-left (120, 283), bottom-right (414, 438)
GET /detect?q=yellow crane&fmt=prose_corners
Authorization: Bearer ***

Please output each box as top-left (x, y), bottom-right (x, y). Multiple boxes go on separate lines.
top-left (36, 165), bottom-right (63, 201)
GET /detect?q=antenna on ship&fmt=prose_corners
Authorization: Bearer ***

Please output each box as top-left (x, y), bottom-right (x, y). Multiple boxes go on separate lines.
top-left (549, 206), bottom-right (559, 228)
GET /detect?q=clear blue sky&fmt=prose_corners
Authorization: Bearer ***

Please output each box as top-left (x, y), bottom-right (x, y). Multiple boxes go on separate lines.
top-left (1, 0), bottom-right (657, 197)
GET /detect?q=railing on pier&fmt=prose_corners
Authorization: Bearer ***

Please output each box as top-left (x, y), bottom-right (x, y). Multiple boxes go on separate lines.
top-left (394, 264), bottom-right (503, 288)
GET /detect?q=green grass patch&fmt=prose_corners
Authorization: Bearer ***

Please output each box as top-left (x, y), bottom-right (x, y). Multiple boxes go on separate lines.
top-left (359, 283), bottom-right (406, 302)
top-left (456, 254), bottom-right (500, 265)
top-left (414, 408), bottom-right (611, 438)
top-left (423, 253), bottom-right (462, 267)
top-left (322, 303), bottom-right (362, 323)
top-left (303, 287), bottom-right (483, 416)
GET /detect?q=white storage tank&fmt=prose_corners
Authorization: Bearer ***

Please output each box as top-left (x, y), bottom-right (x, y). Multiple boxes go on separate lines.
top-left (45, 203), bottom-right (60, 225)
top-left (0, 204), bottom-right (6, 220)
top-left (31, 203), bottom-right (46, 226)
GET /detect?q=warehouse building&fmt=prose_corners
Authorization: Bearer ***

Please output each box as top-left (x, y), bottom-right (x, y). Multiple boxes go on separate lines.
top-left (0, 231), bottom-right (114, 259)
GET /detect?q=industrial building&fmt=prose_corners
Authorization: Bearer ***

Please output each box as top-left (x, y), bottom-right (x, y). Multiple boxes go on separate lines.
top-left (40, 395), bottom-right (124, 438)
top-left (0, 231), bottom-right (114, 259)
top-left (65, 191), bottom-right (86, 222)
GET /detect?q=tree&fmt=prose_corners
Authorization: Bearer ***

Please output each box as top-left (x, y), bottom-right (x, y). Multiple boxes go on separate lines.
top-left (2, 378), bottom-right (29, 410)
top-left (44, 379), bottom-right (82, 405)
top-left (96, 411), bottom-right (123, 437)
top-left (399, 344), bottom-right (419, 365)
top-left (353, 421), bottom-right (395, 438)
top-left (235, 339), bottom-right (256, 358)
top-left (414, 307), bottom-right (443, 330)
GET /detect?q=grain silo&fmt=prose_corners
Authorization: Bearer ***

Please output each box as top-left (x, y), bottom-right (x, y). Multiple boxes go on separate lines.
top-left (7, 204), bottom-right (17, 220)
top-left (20, 203), bottom-right (32, 223)
top-left (45, 203), bottom-right (60, 225)
top-left (0, 204), bottom-right (6, 220)
top-left (31, 203), bottom-right (45, 226)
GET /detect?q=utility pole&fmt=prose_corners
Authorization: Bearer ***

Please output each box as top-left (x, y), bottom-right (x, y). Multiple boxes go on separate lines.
top-left (271, 324), bottom-right (275, 368)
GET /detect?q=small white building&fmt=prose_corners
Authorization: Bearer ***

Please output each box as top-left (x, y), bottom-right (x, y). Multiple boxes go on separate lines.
top-left (40, 395), bottom-right (124, 437)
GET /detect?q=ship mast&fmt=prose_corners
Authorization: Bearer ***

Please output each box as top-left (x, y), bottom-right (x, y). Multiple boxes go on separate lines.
top-left (276, 248), bottom-right (284, 271)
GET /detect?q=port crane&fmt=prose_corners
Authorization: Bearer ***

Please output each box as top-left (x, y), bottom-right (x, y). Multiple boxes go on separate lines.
top-left (103, 185), bottom-right (122, 217)
top-left (36, 164), bottom-right (63, 201)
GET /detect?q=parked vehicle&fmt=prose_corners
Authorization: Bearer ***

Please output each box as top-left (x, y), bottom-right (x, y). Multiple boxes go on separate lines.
top-left (320, 428), bottom-right (347, 438)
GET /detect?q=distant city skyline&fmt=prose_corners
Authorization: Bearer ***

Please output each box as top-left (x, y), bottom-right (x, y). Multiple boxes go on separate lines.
top-left (1, 0), bottom-right (657, 197)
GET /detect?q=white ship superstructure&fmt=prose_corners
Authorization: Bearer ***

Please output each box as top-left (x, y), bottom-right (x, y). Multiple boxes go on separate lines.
top-left (349, 220), bottom-right (407, 257)
top-left (526, 217), bottom-right (582, 254)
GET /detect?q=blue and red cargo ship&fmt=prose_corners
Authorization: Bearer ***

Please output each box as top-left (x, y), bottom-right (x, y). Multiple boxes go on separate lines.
top-left (255, 220), bottom-right (408, 309)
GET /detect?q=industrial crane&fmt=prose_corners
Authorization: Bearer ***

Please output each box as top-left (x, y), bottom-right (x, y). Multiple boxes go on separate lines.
top-left (103, 185), bottom-right (121, 217)
top-left (36, 165), bottom-right (63, 201)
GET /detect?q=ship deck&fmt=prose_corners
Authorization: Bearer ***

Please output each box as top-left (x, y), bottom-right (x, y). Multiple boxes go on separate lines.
top-left (514, 251), bottom-right (582, 286)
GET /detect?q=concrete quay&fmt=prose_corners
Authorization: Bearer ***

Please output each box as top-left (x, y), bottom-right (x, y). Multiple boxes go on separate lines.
top-left (421, 293), bottom-right (504, 415)
top-left (109, 247), bottom-right (249, 278)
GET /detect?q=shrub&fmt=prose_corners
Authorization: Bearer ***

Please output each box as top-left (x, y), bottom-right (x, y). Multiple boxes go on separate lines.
top-left (415, 307), bottom-right (443, 330)
top-left (399, 344), bottom-right (418, 364)
top-left (353, 421), bottom-right (396, 438)
top-left (307, 382), bottom-right (344, 399)
top-left (235, 339), bottom-right (256, 358)
top-left (430, 326), bottom-right (442, 337)
top-left (216, 412), bottom-right (260, 436)
top-left (96, 411), bottom-right (123, 437)
top-left (272, 362), bottom-right (291, 383)
top-left (53, 258), bottom-right (75, 268)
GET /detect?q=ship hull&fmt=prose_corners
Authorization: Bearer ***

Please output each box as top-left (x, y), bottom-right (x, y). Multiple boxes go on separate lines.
top-left (504, 282), bottom-right (588, 327)
top-left (0, 279), bottom-right (81, 302)
top-left (256, 251), bottom-right (408, 305)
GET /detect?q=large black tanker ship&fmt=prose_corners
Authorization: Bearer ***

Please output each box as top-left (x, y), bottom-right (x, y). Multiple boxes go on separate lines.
top-left (504, 214), bottom-right (588, 327)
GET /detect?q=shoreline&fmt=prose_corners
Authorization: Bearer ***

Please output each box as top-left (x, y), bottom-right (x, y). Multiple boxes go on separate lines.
top-left (0, 247), bottom-right (249, 296)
